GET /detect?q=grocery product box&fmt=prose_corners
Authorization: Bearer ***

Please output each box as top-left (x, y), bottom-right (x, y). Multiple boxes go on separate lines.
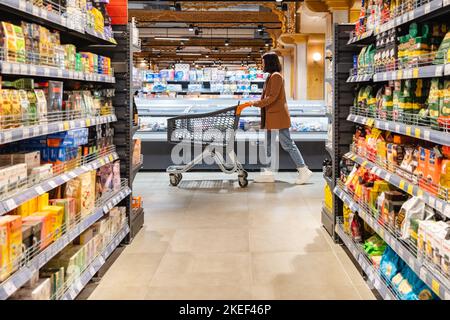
top-left (9, 278), bottom-right (51, 300)
top-left (0, 215), bottom-right (22, 281)
top-left (49, 198), bottom-right (77, 229)
top-left (21, 219), bottom-right (42, 255)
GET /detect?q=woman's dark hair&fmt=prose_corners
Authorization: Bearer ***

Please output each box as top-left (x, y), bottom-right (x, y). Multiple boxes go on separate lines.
top-left (262, 52), bottom-right (282, 74)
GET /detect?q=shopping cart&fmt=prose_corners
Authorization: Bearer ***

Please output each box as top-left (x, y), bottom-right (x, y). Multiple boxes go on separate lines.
top-left (166, 103), bottom-right (251, 187)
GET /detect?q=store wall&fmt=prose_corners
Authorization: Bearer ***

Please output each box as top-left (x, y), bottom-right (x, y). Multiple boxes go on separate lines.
top-left (306, 41), bottom-right (324, 100)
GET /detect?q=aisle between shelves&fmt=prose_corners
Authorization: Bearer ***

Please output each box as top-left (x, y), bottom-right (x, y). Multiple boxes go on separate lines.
top-left (0, 185), bottom-right (131, 300)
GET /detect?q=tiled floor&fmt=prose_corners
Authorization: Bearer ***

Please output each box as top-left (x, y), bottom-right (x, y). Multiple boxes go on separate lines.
top-left (88, 172), bottom-right (376, 300)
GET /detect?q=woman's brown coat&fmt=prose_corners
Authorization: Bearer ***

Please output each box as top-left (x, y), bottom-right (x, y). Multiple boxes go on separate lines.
top-left (253, 72), bottom-right (291, 130)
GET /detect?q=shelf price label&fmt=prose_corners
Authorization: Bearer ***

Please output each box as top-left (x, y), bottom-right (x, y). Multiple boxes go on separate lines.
top-left (435, 65), bottom-right (444, 76)
top-left (414, 128), bottom-right (421, 138)
top-left (366, 118), bottom-right (375, 127)
top-left (431, 279), bottom-right (440, 295)
top-left (424, 3), bottom-right (431, 14)
top-left (18, 0), bottom-right (26, 11)
top-left (413, 68), bottom-right (419, 78)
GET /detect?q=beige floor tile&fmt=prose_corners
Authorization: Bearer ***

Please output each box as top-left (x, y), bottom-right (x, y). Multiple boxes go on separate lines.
top-left (182, 210), bottom-right (249, 229)
top-left (88, 285), bottom-right (150, 300)
top-left (355, 284), bottom-right (377, 300)
top-left (146, 285), bottom-right (252, 300)
top-left (335, 251), bottom-right (368, 287)
top-left (249, 207), bottom-right (319, 230)
top-left (125, 229), bottom-right (175, 254)
top-left (169, 228), bottom-right (249, 253)
top-left (249, 225), bottom-right (332, 253)
top-left (145, 211), bottom-right (187, 229)
top-left (251, 251), bottom-right (352, 288)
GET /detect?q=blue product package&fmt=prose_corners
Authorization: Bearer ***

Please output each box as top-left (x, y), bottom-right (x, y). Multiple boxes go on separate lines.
top-left (380, 247), bottom-right (405, 282)
top-left (175, 71), bottom-right (184, 81)
top-left (41, 147), bottom-right (49, 162)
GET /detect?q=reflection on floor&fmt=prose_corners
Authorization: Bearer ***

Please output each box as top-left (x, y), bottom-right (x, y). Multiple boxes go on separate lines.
top-left (88, 172), bottom-right (376, 300)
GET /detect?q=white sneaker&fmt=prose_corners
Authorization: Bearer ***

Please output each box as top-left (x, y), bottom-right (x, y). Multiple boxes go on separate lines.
top-left (254, 168), bottom-right (275, 183)
top-left (296, 166), bottom-right (312, 185)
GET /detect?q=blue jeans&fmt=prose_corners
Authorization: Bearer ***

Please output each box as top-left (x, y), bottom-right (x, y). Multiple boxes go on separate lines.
top-left (265, 129), bottom-right (306, 169)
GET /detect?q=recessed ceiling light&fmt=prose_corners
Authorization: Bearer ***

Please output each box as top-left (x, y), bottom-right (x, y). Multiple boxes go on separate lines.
top-left (225, 39), bottom-right (230, 46)
top-left (257, 25), bottom-right (263, 32)
top-left (188, 24), bottom-right (194, 32)
top-left (154, 37), bottom-right (189, 41)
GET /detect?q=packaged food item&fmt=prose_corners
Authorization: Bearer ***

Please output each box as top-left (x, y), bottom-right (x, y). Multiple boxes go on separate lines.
top-left (0, 215), bottom-right (22, 281)
top-left (79, 171), bottom-right (96, 217)
top-left (64, 178), bottom-right (81, 213)
top-left (380, 246), bottom-right (406, 282)
top-left (21, 219), bottom-right (42, 255)
top-left (49, 198), bottom-right (77, 229)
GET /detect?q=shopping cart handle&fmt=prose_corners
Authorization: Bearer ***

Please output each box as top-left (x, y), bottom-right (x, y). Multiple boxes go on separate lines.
top-left (236, 102), bottom-right (254, 116)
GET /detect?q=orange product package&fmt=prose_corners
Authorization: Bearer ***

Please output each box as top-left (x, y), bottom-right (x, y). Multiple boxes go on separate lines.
top-left (425, 148), bottom-right (443, 195)
top-left (0, 215), bottom-right (22, 281)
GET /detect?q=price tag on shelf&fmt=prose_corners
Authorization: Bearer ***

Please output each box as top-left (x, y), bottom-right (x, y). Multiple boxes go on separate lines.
top-left (29, 65), bottom-right (37, 75)
top-left (12, 63), bottom-right (20, 74)
top-left (406, 126), bottom-right (412, 136)
top-left (44, 68), bottom-right (50, 77)
top-left (407, 184), bottom-right (414, 195)
top-left (3, 281), bottom-right (17, 296)
top-left (424, 3), bottom-right (431, 14)
top-left (399, 180), bottom-right (406, 190)
top-left (408, 11), bottom-right (415, 20)
top-left (57, 69), bottom-right (63, 78)
top-left (445, 64), bottom-right (450, 75)
top-left (417, 188), bottom-right (424, 197)
top-left (4, 131), bottom-right (12, 143)
top-left (63, 122), bottom-right (70, 131)
top-left (41, 9), bottom-right (48, 20)
top-left (397, 70), bottom-right (403, 78)
top-left (435, 65), bottom-right (444, 76)
top-left (413, 68), bottom-right (419, 78)
top-left (414, 128), bottom-right (421, 138)
top-left (86, 119), bottom-right (91, 127)
top-left (19, 0), bottom-right (26, 11)
top-left (431, 279), bottom-right (440, 295)
top-left (32, 6), bottom-right (39, 16)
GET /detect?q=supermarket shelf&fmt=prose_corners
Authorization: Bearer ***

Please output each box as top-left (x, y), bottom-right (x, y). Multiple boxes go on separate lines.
top-left (346, 74), bottom-right (373, 83)
top-left (325, 77), bottom-right (333, 84)
top-left (0, 186), bottom-right (131, 300)
top-left (85, 27), bottom-right (117, 45)
top-left (344, 151), bottom-right (450, 218)
top-left (335, 221), bottom-right (398, 300)
top-left (347, 30), bottom-right (374, 45)
top-left (144, 79), bottom-right (266, 84)
top-left (131, 125), bottom-right (140, 137)
top-left (0, 61), bottom-right (115, 83)
top-left (373, 64), bottom-right (445, 82)
top-left (374, 0), bottom-right (445, 35)
top-left (60, 223), bottom-right (129, 300)
top-left (324, 175), bottom-right (334, 188)
top-left (131, 158), bottom-right (143, 183)
top-left (0, 0), bottom-right (116, 45)
top-left (445, 63), bottom-right (450, 75)
top-left (347, 114), bottom-right (450, 146)
top-left (0, 152), bottom-right (119, 215)
top-left (325, 144), bottom-right (334, 156)
top-left (0, 114), bottom-right (117, 145)
top-left (334, 184), bottom-right (450, 300)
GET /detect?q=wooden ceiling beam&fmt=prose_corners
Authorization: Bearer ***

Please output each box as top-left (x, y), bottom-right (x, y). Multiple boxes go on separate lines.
top-left (129, 10), bottom-right (281, 24)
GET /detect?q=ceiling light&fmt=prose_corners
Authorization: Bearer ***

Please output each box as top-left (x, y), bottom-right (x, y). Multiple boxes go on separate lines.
top-left (180, 41), bottom-right (185, 45)
top-left (205, 54), bottom-right (209, 58)
top-left (276, 0), bottom-right (282, 2)
top-left (313, 52), bottom-right (322, 62)
top-left (259, 48), bottom-right (264, 53)
top-left (225, 39), bottom-right (230, 46)
top-left (265, 42), bottom-right (269, 47)
top-left (257, 25), bottom-right (263, 32)
top-left (188, 24), bottom-right (194, 32)
top-left (154, 37), bottom-right (189, 41)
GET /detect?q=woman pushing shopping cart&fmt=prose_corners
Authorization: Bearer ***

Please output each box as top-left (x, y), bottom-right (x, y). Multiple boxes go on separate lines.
top-left (166, 52), bottom-right (312, 187)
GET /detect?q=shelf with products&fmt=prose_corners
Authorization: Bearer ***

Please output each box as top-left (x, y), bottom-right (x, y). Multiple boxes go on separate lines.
top-left (344, 148), bottom-right (450, 218)
top-left (0, 147), bottom-right (119, 215)
top-left (347, 109), bottom-right (450, 146)
top-left (350, 0), bottom-right (449, 45)
top-left (334, 182), bottom-right (450, 299)
top-left (0, 180), bottom-right (131, 300)
top-left (0, 0), bottom-right (116, 45)
top-left (59, 222), bottom-right (129, 300)
top-left (0, 113), bottom-right (116, 145)
top-left (335, 218), bottom-right (399, 300)
top-left (0, 18), bottom-right (115, 83)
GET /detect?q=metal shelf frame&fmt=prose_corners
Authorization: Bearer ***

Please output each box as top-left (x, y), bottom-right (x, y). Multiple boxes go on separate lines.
top-left (334, 184), bottom-right (450, 300)
top-left (0, 186), bottom-right (131, 300)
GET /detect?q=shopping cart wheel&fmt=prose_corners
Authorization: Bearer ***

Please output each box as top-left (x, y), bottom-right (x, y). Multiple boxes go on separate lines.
top-left (240, 170), bottom-right (248, 179)
top-left (238, 175), bottom-right (248, 188)
top-left (169, 173), bottom-right (182, 186)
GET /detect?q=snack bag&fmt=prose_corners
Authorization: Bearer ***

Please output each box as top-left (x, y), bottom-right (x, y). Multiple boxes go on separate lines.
top-left (380, 247), bottom-right (405, 281)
